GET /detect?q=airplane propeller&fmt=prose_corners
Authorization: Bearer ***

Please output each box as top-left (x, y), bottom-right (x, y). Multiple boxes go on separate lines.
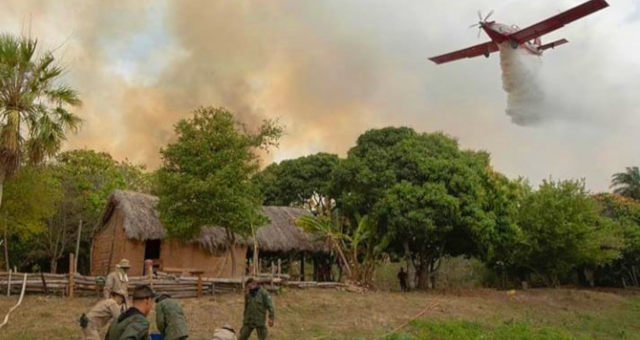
top-left (469, 10), bottom-right (494, 38)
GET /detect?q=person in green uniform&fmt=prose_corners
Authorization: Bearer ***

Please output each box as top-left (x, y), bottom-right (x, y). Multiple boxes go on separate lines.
top-left (155, 293), bottom-right (189, 340)
top-left (238, 278), bottom-right (275, 340)
top-left (105, 285), bottom-right (155, 340)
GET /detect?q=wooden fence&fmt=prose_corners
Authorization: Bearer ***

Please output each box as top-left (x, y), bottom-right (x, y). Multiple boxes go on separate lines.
top-left (0, 271), bottom-right (345, 299)
top-left (0, 271), bottom-right (249, 298)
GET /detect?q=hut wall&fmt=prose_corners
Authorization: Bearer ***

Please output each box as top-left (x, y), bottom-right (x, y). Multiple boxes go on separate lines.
top-left (160, 240), bottom-right (247, 278)
top-left (91, 210), bottom-right (123, 276)
top-left (122, 239), bottom-right (146, 276)
top-left (91, 210), bottom-right (146, 276)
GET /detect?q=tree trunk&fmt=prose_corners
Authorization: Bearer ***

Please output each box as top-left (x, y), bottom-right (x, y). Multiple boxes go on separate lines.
top-left (331, 238), bottom-right (352, 278)
top-left (50, 258), bottom-right (58, 274)
top-left (416, 255), bottom-right (430, 290)
top-left (403, 241), bottom-right (416, 290)
top-left (3, 218), bottom-right (9, 272)
top-left (226, 228), bottom-right (237, 277)
top-left (252, 224), bottom-right (258, 276)
top-left (74, 220), bottom-right (82, 274)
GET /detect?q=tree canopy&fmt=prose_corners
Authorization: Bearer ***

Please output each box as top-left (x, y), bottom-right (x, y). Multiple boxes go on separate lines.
top-left (330, 127), bottom-right (504, 288)
top-left (516, 180), bottom-right (622, 286)
top-left (157, 107), bottom-right (282, 240)
top-left (254, 152), bottom-right (339, 212)
top-left (0, 33), bottom-right (81, 194)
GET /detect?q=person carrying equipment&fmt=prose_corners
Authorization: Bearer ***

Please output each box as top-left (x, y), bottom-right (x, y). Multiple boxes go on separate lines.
top-left (79, 288), bottom-right (127, 340)
top-left (155, 293), bottom-right (189, 340)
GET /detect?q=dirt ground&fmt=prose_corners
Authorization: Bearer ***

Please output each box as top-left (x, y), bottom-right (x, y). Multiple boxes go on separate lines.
top-left (0, 287), bottom-right (638, 340)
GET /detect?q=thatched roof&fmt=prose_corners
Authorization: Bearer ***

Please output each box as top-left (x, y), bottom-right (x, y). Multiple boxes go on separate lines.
top-left (98, 190), bottom-right (325, 253)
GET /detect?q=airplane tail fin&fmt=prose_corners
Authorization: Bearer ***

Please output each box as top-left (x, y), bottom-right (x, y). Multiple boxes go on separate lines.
top-left (539, 38), bottom-right (569, 51)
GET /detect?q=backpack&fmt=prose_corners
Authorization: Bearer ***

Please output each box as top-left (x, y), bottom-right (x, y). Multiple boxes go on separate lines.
top-left (79, 313), bottom-right (89, 328)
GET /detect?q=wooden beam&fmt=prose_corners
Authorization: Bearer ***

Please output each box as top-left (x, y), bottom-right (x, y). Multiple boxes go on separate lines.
top-left (300, 253), bottom-right (305, 282)
top-left (68, 253), bottom-right (75, 298)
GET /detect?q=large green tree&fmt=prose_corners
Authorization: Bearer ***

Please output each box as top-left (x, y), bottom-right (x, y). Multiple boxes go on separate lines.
top-left (0, 34), bottom-right (81, 210)
top-left (157, 107), bottom-right (281, 275)
top-left (0, 165), bottom-right (61, 270)
top-left (46, 150), bottom-right (132, 273)
top-left (594, 193), bottom-right (640, 287)
top-left (254, 152), bottom-right (339, 213)
top-left (476, 173), bottom-right (529, 287)
top-left (611, 166), bottom-right (640, 200)
top-left (333, 127), bottom-right (502, 289)
top-left (516, 180), bottom-right (622, 286)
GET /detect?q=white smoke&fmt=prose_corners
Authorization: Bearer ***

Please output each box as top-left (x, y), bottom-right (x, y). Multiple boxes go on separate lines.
top-left (499, 42), bottom-right (547, 125)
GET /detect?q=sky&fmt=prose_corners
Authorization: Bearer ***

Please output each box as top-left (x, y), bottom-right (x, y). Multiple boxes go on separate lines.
top-left (0, 0), bottom-right (638, 192)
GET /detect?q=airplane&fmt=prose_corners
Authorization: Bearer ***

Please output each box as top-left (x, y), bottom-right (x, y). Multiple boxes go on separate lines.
top-left (429, 0), bottom-right (609, 64)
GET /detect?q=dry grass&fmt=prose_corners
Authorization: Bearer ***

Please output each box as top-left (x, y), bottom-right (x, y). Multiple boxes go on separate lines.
top-left (0, 288), bottom-right (638, 340)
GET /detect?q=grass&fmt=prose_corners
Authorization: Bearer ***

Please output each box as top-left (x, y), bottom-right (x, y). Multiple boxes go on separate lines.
top-left (386, 320), bottom-right (592, 340)
top-left (0, 288), bottom-right (638, 340)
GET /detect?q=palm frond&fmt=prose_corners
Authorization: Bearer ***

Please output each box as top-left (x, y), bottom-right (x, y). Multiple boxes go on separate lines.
top-left (611, 166), bottom-right (640, 199)
top-left (0, 33), bottom-right (81, 171)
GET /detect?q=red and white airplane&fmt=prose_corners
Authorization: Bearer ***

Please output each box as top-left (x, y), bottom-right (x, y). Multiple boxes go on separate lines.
top-left (429, 0), bottom-right (609, 64)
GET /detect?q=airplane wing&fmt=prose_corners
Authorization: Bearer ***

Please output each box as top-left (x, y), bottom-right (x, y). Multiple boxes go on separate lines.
top-left (429, 41), bottom-right (499, 64)
top-left (510, 0), bottom-right (608, 44)
top-left (539, 38), bottom-right (569, 51)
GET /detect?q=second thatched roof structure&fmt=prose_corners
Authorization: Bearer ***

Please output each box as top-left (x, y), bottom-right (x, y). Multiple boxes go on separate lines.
top-left (98, 190), bottom-right (327, 254)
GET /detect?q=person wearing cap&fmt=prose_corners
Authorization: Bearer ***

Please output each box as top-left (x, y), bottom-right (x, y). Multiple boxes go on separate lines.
top-left (105, 285), bottom-right (155, 340)
top-left (238, 278), bottom-right (275, 340)
top-left (155, 293), bottom-right (189, 340)
top-left (80, 288), bottom-right (127, 340)
top-left (104, 259), bottom-right (130, 299)
top-left (212, 324), bottom-right (237, 340)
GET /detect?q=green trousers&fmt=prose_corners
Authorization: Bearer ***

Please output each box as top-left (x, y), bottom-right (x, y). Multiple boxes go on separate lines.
top-left (238, 325), bottom-right (267, 340)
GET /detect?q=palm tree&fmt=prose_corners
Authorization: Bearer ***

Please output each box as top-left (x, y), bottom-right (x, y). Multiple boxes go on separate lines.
top-left (0, 33), bottom-right (81, 208)
top-left (611, 166), bottom-right (640, 200)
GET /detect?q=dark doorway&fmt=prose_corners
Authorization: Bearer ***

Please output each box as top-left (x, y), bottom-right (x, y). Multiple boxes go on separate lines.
top-left (144, 239), bottom-right (161, 260)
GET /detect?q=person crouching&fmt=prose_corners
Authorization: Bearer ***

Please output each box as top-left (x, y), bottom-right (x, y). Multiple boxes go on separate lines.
top-left (105, 285), bottom-right (155, 340)
top-left (155, 293), bottom-right (189, 340)
top-left (80, 288), bottom-right (127, 340)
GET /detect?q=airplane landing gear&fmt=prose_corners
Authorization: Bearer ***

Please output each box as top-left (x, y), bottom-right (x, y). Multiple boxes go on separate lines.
top-left (510, 40), bottom-right (519, 49)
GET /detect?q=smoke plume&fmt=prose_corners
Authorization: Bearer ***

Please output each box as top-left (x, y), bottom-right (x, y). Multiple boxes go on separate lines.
top-left (499, 43), bottom-right (547, 125)
top-left (0, 0), bottom-right (638, 191)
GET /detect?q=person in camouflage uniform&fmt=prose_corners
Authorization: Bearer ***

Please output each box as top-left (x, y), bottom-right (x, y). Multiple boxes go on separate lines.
top-left (105, 285), bottom-right (155, 340)
top-left (238, 278), bottom-right (275, 340)
top-left (104, 259), bottom-right (130, 299)
top-left (80, 288), bottom-right (126, 340)
top-left (155, 293), bottom-right (189, 340)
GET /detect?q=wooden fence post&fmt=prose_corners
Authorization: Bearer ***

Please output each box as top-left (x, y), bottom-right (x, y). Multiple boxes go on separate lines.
top-left (145, 260), bottom-right (153, 288)
top-left (40, 271), bottom-right (49, 295)
top-left (68, 253), bottom-right (75, 298)
top-left (6, 269), bottom-right (11, 297)
top-left (197, 274), bottom-right (203, 298)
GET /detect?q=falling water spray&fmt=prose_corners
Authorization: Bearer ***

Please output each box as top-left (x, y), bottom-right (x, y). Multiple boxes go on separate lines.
top-left (499, 43), bottom-right (547, 125)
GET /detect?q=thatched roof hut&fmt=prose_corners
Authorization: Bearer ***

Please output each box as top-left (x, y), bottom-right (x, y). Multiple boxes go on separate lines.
top-left (91, 190), bottom-right (325, 277)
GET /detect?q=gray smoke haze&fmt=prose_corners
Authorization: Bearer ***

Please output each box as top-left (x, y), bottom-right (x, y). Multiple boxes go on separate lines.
top-left (0, 0), bottom-right (639, 191)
